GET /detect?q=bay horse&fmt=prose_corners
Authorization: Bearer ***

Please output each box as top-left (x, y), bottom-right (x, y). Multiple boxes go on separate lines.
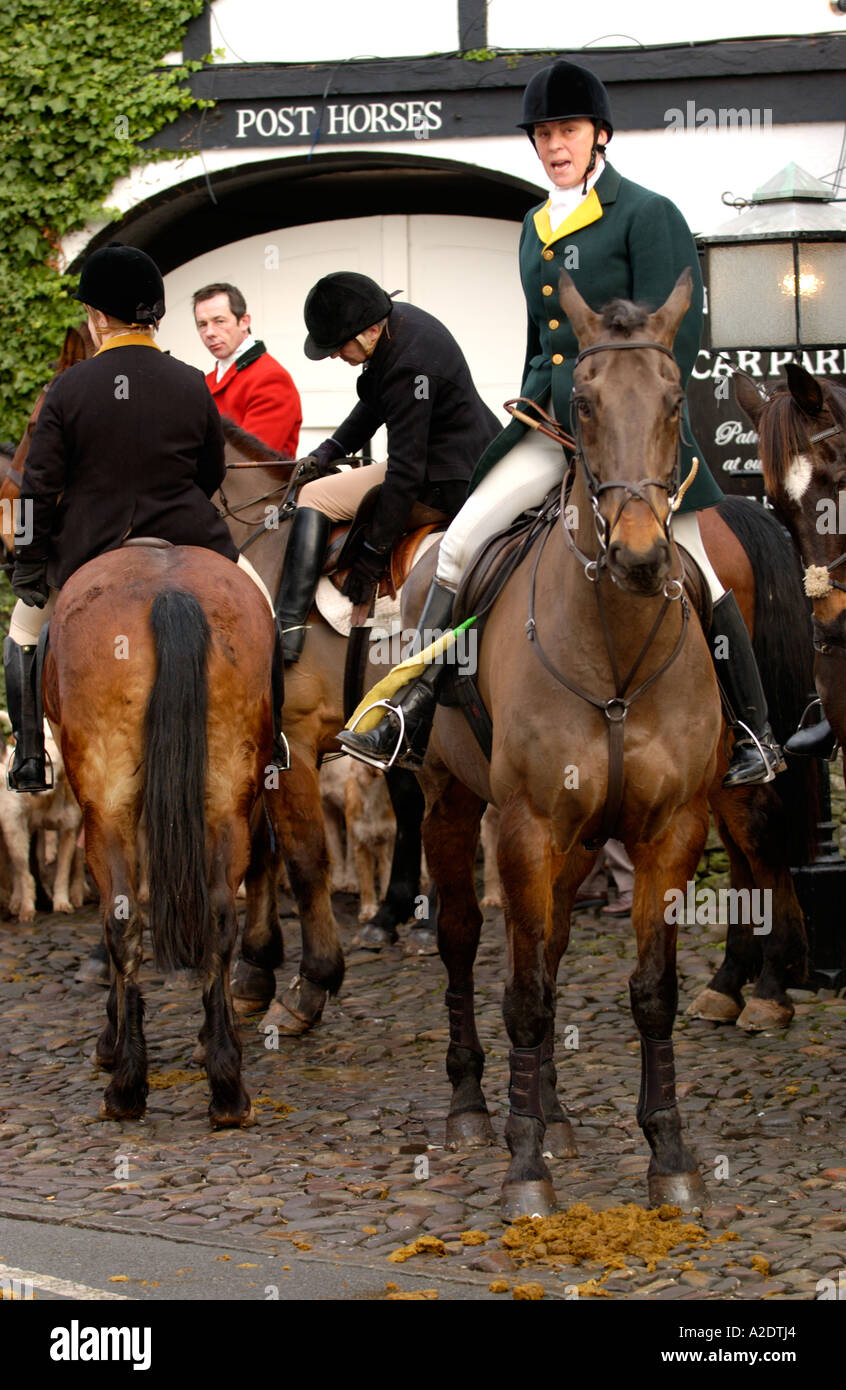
top-left (43, 545), bottom-right (275, 1126)
top-left (405, 268), bottom-right (787, 1218)
top-left (736, 364), bottom-right (846, 748)
top-left (216, 424), bottom-right (429, 1034)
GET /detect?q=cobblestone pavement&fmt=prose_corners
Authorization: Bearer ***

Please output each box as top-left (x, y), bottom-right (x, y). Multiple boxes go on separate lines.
top-left (1, 883), bottom-right (844, 1302)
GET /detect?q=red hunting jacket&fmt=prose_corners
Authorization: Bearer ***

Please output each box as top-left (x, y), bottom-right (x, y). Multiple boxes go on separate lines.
top-left (206, 341), bottom-right (302, 456)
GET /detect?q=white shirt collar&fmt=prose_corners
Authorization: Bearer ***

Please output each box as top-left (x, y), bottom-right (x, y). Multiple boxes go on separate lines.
top-left (215, 331), bottom-right (256, 382)
top-left (548, 157), bottom-right (605, 234)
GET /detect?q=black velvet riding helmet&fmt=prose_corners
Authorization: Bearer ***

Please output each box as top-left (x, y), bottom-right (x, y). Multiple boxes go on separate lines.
top-left (74, 243), bottom-right (166, 325)
top-left (518, 60), bottom-right (614, 140)
top-left (303, 272), bottom-right (394, 360)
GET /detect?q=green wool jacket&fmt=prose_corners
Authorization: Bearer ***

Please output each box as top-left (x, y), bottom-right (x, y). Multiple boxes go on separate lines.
top-left (470, 162), bottom-right (723, 514)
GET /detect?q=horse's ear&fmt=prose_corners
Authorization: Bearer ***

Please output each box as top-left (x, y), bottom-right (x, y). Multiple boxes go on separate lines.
top-left (734, 371), bottom-right (767, 426)
top-left (785, 362), bottom-right (824, 416)
top-left (647, 268), bottom-right (693, 346)
top-left (59, 326), bottom-right (88, 369)
top-left (558, 269), bottom-right (602, 345)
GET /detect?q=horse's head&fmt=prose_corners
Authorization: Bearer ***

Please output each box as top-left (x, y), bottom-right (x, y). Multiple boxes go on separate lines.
top-left (736, 365), bottom-right (846, 634)
top-left (560, 267), bottom-right (692, 596)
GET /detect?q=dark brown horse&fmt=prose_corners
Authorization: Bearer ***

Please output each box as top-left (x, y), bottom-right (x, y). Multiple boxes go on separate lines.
top-left (217, 425), bottom-right (429, 1035)
top-left (43, 545), bottom-right (276, 1125)
top-left (736, 365), bottom-right (846, 748)
top-left (399, 269), bottom-right (817, 1218)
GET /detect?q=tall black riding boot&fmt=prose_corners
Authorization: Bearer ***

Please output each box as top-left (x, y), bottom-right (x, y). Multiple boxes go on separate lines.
top-left (4, 636), bottom-right (50, 792)
top-left (785, 701), bottom-right (836, 758)
top-left (706, 591), bottom-right (786, 788)
top-left (275, 507), bottom-right (330, 663)
top-left (338, 579), bottom-right (455, 770)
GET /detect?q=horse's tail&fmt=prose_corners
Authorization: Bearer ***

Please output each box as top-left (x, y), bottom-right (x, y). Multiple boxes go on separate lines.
top-left (716, 496), bottom-right (819, 862)
top-left (144, 589), bottom-right (211, 971)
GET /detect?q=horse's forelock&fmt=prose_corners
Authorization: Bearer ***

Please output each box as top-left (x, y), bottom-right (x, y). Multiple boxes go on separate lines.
top-left (599, 299), bottom-right (650, 336)
top-left (757, 389), bottom-right (815, 489)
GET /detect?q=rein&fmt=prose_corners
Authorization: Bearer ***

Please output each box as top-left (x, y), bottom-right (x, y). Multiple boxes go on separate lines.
top-left (523, 336), bottom-right (693, 849)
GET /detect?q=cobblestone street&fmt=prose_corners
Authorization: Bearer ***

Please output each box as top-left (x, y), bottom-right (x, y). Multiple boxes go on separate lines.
top-left (1, 880), bottom-right (844, 1304)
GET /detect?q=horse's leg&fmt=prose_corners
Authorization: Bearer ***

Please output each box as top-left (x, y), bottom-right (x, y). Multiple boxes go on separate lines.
top-left (422, 771), bottom-right (493, 1149)
top-left (628, 799), bottom-right (710, 1210)
top-left (203, 825), bottom-right (254, 1128)
top-left (231, 799), bottom-right (285, 1017)
top-left (357, 767), bottom-right (424, 947)
top-left (714, 791), bottom-right (806, 1031)
top-left (260, 752), bottom-right (345, 1036)
top-left (85, 814), bottom-right (147, 1121)
top-left (686, 812), bottom-right (755, 1023)
top-left (497, 796), bottom-right (559, 1219)
top-left (538, 848), bottom-right (598, 1159)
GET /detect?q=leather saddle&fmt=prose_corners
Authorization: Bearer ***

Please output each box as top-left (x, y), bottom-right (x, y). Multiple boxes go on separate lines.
top-left (324, 485), bottom-right (447, 600)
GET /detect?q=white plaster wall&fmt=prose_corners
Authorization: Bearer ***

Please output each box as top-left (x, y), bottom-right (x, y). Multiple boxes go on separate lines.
top-left (208, 0), bottom-right (461, 63)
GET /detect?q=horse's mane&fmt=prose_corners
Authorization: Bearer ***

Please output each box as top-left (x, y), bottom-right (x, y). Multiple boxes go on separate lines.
top-left (756, 378), bottom-right (846, 487)
top-left (600, 299), bottom-right (650, 335)
top-left (221, 416), bottom-right (290, 463)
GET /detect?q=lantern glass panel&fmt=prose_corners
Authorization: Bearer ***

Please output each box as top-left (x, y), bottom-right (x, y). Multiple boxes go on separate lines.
top-left (709, 241), bottom-right (796, 347)
top-left (798, 243), bottom-right (846, 343)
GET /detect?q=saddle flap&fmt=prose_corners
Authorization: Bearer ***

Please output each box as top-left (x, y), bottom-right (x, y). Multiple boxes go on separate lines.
top-left (675, 543), bottom-right (713, 630)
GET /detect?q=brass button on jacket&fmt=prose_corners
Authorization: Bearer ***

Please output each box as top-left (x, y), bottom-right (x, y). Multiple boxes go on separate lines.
top-left (548, 318), bottom-right (560, 330)
top-left (551, 353), bottom-right (564, 365)
top-left (542, 284), bottom-right (553, 296)
top-left (542, 248), bottom-right (555, 261)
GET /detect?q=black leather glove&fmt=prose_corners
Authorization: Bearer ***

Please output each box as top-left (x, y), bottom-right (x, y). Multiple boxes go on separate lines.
top-left (342, 540), bottom-right (388, 606)
top-left (11, 560), bottom-right (49, 608)
top-left (299, 438), bottom-right (346, 480)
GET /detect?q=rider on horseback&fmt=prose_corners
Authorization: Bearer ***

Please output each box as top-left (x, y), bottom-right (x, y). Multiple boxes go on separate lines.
top-left (339, 61), bottom-right (786, 790)
top-left (6, 243), bottom-right (281, 793)
top-left (274, 271), bottom-right (499, 662)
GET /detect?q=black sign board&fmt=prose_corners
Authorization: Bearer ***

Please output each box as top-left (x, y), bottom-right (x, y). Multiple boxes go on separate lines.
top-left (688, 345), bottom-right (846, 499)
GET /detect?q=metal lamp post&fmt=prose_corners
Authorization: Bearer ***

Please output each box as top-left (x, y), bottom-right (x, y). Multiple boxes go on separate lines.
top-left (700, 164), bottom-right (846, 989)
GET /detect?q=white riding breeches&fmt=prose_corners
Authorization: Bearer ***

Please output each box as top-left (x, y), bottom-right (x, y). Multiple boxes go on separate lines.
top-left (8, 552), bottom-right (274, 646)
top-left (434, 424), bottom-right (725, 602)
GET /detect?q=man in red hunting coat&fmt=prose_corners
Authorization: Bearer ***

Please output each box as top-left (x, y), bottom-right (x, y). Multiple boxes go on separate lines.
top-left (193, 281), bottom-right (302, 457)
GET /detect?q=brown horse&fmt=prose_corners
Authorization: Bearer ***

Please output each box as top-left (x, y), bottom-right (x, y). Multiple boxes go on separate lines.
top-left (406, 269), bottom-right (728, 1217)
top-left (736, 365), bottom-right (846, 747)
top-left (43, 545), bottom-right (276, 1125)
top-left (216, 425), bottom-right (429, 1035)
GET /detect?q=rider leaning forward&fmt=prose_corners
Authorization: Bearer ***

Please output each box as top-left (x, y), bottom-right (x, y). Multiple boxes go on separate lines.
top-left (6, 243), bottom-right (278, 793)
top-left (274, 272), bottom-right (500, 662)
top-left (339, 60), bottom-right (785, 789)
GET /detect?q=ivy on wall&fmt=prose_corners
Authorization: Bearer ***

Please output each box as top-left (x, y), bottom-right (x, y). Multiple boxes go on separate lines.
top-left (0, 0), bottom-right (210, 440)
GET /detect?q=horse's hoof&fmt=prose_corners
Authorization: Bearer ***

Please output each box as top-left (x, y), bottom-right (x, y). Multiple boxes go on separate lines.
top-left (648, 1171), bottom-right (707, 1211)
top-left (736, 997), bottom-right (794, 1032)
top-left (260, 976), bottom-right (326, 1037)
top-left (353, 921), bottom-right (398, 950)
top-left (686, 987), bottom-right (742, 1023)
top-left (403, 926), bottom-right (438, 957)
top-left (94, 1050), bottom-right (115, 1071)
top-left (501, 1180), bottom-right (557, 1221)
top-left (445, 1110), bottom-right (495, 1149)
top-left (98, 1097), bottom-right (146, 1122)
top-left (231, 958), bottom-right (276, 1016)
top-left (210, 1102), bottom-right (256, 1130)
top-left (542, 1120), bottom-right (578, 1158)
top-left (75, 955), bottom-right (110, 986)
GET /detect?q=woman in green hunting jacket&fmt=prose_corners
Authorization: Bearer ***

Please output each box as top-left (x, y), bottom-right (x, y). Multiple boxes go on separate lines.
top-left (340, 60), bottom-right (784, 788)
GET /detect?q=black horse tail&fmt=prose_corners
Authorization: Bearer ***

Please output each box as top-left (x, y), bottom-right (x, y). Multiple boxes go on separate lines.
top-left (144, 589), bottom-right (211, 971)
top-left (716, 496), bottom-right (819, 863)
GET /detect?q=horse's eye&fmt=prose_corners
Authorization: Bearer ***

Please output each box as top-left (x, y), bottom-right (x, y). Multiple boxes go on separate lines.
top-left (668, 401), bottom-right (681, 421)
top-left (576, 398), bottom-right (591, 419)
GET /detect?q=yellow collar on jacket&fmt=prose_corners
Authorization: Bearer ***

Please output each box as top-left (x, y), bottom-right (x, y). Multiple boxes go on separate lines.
top-left (94, 333), bottom-right (161, 355)
top-left (533, 187), bottom-right (603, 249)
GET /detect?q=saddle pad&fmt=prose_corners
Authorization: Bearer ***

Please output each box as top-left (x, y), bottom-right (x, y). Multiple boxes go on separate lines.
top-left (316, 531), bottom-right (441, 637)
